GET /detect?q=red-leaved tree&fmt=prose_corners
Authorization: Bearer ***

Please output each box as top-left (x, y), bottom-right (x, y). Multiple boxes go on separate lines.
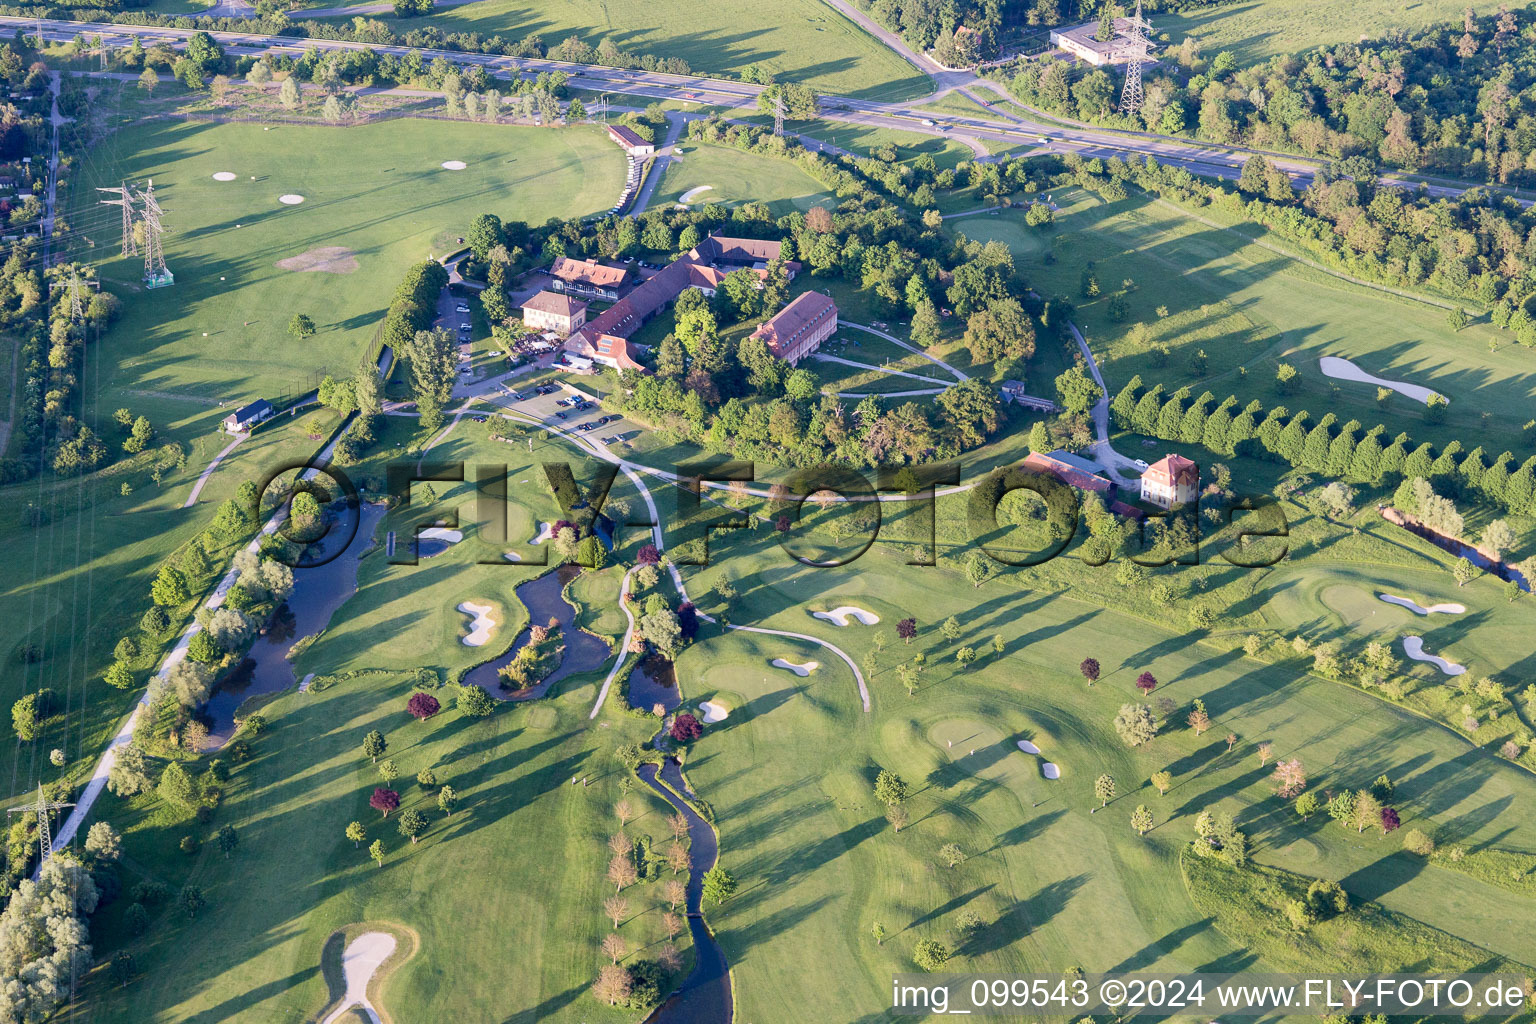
top-left (1135, 671), bottom-right (1157, 694)
top-left (637, 544), bottom-right (660, 566)
top-left (407, 691), bottom-right (441, 721)
top-left (370, 788), bottom-right (400, 817)
top-left (1380, 806), bottom-right (1401, 833)
top-left (897, 618), bottom-right (917, 644)
top-left (1080, 658), bottom-right (1100, 683)
top-left (670, 712), bottom-right (703, 743)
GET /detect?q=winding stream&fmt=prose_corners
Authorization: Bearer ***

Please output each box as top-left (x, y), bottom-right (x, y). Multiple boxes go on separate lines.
top-left (461, 566), bottom-right (612, 698)
top-left (204, 503), bottom-right (386, 746)
top-left (638, 759), bottom-right (732, 1024)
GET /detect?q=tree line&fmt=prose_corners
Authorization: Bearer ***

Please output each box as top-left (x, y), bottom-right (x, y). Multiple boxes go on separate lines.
top-left (1109, 374), bottom-right (1536, 520)
top-left (1003, 4), bottom-right (1536, 187)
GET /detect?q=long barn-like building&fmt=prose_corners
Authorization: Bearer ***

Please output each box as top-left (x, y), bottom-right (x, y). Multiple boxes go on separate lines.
top-left (564, 234), bottom-right (801, 371)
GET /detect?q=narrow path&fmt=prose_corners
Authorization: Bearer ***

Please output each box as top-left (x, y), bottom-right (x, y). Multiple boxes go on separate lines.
top-left (832, 386), bottom-right (946, 398)
top-left (631, 111), bottom-right (687, 217)
top-left (811, 352), bottom-right (951, 385)
top-left (588, 566), bottom-right (638, 718)
top-left (183, 433), bottom-right (244, 507)
top-left (50, 427), bottom-right (354, 856)
top-left (837, 320), bottom-right (969, 381)
top-left (1067, 323), bottom-right (1141, 480)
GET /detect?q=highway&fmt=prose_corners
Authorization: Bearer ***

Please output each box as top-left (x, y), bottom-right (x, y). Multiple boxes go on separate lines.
top-left (0, 13), bottom-right (1511, 202)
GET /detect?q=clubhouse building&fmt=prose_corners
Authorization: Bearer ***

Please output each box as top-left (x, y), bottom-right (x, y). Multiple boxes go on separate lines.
top-left (564, 234), bottom-right (801, 372)
top-left (520, 290), bottom-right (588, 336)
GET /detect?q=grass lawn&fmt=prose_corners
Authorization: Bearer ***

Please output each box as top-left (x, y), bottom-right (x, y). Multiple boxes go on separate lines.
top-left (68, 109), bottom-right (624, 449)
top-left (2, 106), bottom-right (620, 794)
top-left (1163, 0), bottom-right (1509, 66)
top-left (745, 116), bottom-right (979, 169)
top-left (670, 519), bottom-right (1536, 1020)
top-left (953, 186), bottom-right (1536, 458)
top-left (651, 142), bottom-right (833, 216)
top-left (340, 0), bottom-right (930, 101)
top-left (0, 404), bottom-right (345, 804)
top-left (295, 417), bottom-right (644, 682)
top-left (78, 668), bottom-right (687, 1023)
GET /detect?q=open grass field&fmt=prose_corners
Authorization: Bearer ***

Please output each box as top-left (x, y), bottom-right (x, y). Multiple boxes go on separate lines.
top-left (652, 142), bottom-right (834, 217)
top-left (670, 515), bottom-right (1536, 1020)
top-left (342, 0), bottom-right (930, 101)
top-left (1162, 0), bottom-right (1511, 66)
top-left (49, 392), bottom-right (1536, 1022)
top-left (294, 414), bottom-right (645, 682)
top-left (68, 109), bottom-right (624, 448)
top-left (0, 403), bottom-right (346, 803)
top-left (952, 186), bottom-right (1536, 459)
top-left (0, 108), bottom-right (621, 792)
top-left (79, 666), bottom-right (686, 1023)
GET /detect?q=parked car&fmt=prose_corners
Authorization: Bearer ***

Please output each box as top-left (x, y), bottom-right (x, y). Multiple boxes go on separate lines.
top-left (459, 322), bottom-right (472, 332)
top-left (1133, 459), bottom-right (1149, 471)
top-left (600, 435), bottom-right (622, 445)
top-left (455, 303), bottom-right (470, 314)
top-left (554, 410), bottom-right (568, 420)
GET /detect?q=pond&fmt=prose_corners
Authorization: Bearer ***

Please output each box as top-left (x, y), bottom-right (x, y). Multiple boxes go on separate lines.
top-left (204, 503), bottom-right (386, 746)
top-left (461, 565), bottom-right (612, 698)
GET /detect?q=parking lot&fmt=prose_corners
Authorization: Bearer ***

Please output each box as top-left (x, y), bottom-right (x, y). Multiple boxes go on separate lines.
top-left (491, 380), bottom-right (635, 449)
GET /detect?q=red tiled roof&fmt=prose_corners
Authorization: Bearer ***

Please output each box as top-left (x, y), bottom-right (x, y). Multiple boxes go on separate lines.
top-left (1144, 454), bottom-right (1198, 487)
top-left (1020, 451), bottom-right (1113, 494)
top-left (751, 291), bottom-right (837, 359)
top-left (550, 257), bottom-right (627, 288)
top-left (521, 290), bottom-right (586, 316)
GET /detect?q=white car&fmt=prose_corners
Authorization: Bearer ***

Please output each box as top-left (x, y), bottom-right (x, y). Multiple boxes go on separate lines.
top-left (1133, 459), bottom-right (1149, 471)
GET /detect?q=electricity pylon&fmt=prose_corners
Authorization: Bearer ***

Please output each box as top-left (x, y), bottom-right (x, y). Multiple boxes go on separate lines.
top-left (774, 92), bottom-right (785, 138)
top-left (97, 182), bottom-right (137, 258)
top-left (6, 784), bottom-right (75, 867)
top-left (1118, 0), bottom-right (1153, 117)
top-left (68, 271), bottom-right (83, 323)
top-left (135, 179), bottom-right (173, 288)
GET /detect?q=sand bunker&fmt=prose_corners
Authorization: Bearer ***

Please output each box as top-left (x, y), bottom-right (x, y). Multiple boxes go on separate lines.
top-left (278, 194), bottom-right (305, 205)
top-left (458, 601), bottom-right (496, 646)
top-left (419, 527), bottom-right (462, 543)
top-left (212, 171), bottom-right (237, 181)
top-left (503, 551), bottom-right (522, 562)
top-left (811, 605), bottom-right (880, 626)
top-left (679, 185), bottom-right (714, 203)
top-left (1041, 763), bottom-right (1060, 779)
top-left (698, 701), bottom-right (729, 723)
top-left (1319, 356), bottom-right (1445, 405)
top-left (1403, 636), bottom-right (1466, 675)
top-left (530, 522), bottom-right (553, 544)
top-left (1016, 739), bottom-right (1040, 755)
top-left (441, 160), bottom-right (468, 170)
top-left (770, 658), bottom-right (818, 676)
top-left (319, 932), bottom-right (396, 1024)
top-left (276, 245), bottom-right (359, 275)
top-left (1380, 593), bottom-right (1466, 616)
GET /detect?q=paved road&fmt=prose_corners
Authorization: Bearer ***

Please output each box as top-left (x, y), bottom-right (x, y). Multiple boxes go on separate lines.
top-left (17, 14), bottom-right (1518, 204)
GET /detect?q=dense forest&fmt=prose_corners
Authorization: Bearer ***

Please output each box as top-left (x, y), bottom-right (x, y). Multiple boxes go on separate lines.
top-left (1007, 4), bottom-right (1536, 185)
